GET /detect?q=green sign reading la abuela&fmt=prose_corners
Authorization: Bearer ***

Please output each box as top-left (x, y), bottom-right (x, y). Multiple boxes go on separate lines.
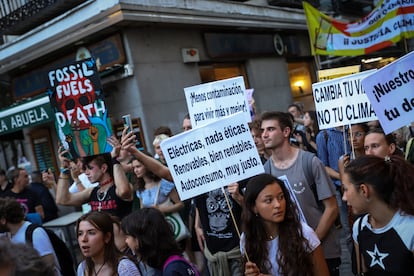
top-left (0, 96), bottom-right (54, 135)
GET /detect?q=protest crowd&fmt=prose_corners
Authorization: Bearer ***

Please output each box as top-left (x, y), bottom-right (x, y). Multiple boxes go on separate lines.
top-left (1, 95), bottom-right (413, 276)
top-left (3, 0), bottom-right (414, 274)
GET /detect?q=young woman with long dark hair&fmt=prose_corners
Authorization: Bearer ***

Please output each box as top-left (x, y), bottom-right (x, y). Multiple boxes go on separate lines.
top-left (76, 212), bottom-right (141, 276)
top-left (122, 208), bottom-right (199, 275)
top-left (241, 174), bottom-right (328, 276)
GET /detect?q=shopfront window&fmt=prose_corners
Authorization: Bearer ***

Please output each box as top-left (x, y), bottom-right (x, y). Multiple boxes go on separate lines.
top-left (287, 61), bottom-right (316, 111)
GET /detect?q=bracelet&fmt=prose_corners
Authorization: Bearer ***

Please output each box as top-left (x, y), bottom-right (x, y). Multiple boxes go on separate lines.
top-left (59, 175), bottom-right (69, 180)
top-left (112, 157), bottom-right (120, 165)
top-left (60, 167), bottom-right (70, 174)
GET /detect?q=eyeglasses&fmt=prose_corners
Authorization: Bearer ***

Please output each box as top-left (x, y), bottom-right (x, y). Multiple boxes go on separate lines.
top-left (347, 131), bottom-right (365, 138)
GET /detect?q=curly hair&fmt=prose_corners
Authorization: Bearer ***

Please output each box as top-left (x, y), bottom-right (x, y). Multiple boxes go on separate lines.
top-left (0, 239), bottom-right (55, 276)
top-left (345, 155), bottom-right (414, 215)
top-left (76, 211), bottom-right (123, 275)
top-left (121, 208), bottom-right (181, 269)
top-left (0, 197), bottom-right (25, 223)
top-left (242, 174), bottom-right (313, 275)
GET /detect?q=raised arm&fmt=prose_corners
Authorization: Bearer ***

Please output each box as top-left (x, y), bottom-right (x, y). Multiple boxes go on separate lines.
top-left (121, 129), bottom-right (173, 182)
top-left (55, 146), bottom-right (91, 206)
top-left (108, 135), bottom-right (133, 201)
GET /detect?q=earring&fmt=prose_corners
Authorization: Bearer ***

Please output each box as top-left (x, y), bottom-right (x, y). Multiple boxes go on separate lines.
top-left (255, 213), bottom-right (259, 217)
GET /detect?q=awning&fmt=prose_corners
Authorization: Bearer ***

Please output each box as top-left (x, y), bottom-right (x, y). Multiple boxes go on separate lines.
top-left (0, 95), bottom-right (54, 135)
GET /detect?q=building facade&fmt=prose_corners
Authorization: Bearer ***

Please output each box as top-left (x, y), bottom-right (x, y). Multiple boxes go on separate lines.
top-left (0, 0), bottom-right (384, 172)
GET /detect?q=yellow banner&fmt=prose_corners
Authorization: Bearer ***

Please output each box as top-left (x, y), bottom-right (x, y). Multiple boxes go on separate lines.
top-left (303, 0), bottom-right (414, 56)
top-left (318, 65), bottom-right (361, 81)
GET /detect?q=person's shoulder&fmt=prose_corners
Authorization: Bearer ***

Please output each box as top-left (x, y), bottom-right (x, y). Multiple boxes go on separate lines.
top-left (77, 260), bottom-right (86, 274)
top-left (1, 189), bottom-right (16, 196)
top-left (30, 225), bottom-right (52, 244)
top-left (164, 258), bottom-right (197, 275)
top-left (395, 211), bottom-right (414, 225)
top-left (160, 178), bottom-right (174, 186)
top-left (118, 257), bottom-right (141, 275)
top-left (29, 183), bottom-right (48, 194)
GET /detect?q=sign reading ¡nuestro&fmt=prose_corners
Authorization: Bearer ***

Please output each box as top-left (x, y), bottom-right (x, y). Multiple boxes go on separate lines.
top-left (312, 70), bottom-right (378, 129)
top-left (361, 51), bottom-right (414, 134)
top-left (160, 112), bottom-right (264, 201)
top-left (303, 0), bottom-right (414, 56)
top-left (184, 76), bottom-right (251, 128)
top-left (46, 58), bottom-right (113, 159)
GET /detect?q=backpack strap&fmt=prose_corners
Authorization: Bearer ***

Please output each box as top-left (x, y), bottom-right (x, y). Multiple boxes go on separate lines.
top-left (264, 159), bottom-right (271, 173)
top-left (25, 223), bottom-right (40, 246)
top-left (356, 215), bottom-right (366, 275)
top-left (301, 151), bottom-right (320, 206)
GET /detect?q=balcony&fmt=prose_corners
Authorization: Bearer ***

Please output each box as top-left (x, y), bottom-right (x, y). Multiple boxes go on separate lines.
top-left (268, 0), bottom-right (320, 9)
top-left (0, 0), bottom-right (88, 35)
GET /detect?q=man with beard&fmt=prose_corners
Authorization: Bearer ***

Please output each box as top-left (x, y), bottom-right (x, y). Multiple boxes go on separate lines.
top-left (2, 168), bottom-right (44, 223)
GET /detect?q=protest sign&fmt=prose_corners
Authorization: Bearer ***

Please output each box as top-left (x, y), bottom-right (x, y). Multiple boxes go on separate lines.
top-left (361, 51), bottom-right (414, 134)
top-left (160, 112), bottom-right (264, 201)
top-left (46, 58), bottom-right (113, 159)
top-left (184, 76), bottom-right (251, 128)
top-left (304, 0), bottom-right (414, 56)
top-left (313, 70), bottom-right (378, 129)
top-left (278, 175), bottom-right (306, 223)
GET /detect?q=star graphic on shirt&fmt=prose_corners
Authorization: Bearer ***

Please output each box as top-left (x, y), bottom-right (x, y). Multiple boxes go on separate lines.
top-left (366, 244), bottom-right (389, 270)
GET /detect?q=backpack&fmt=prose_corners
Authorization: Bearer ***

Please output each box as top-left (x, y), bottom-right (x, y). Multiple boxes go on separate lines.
top-left (25, 224), bottom-right (76, 276)
top-left (163, 255), bottom-right (200, 276)
top-left (301, 151), bottom-right (342, 228)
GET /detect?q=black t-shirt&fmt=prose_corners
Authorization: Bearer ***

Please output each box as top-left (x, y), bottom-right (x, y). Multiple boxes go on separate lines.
top-left (359, 225), bottom-right (414, 275)
top-left (0, 182), bottom-right (12, 197)
top-left (89, 184), bottom-right (132, 219)
top-left (2, 188), bottom-right (41, 213)
top-left (195, 187), bottom-right (241, 254)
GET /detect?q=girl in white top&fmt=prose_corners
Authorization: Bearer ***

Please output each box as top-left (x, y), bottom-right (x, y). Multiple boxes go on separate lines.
top-left (76, 211), bottom-right (141, 276)
top-left (241, 174), bottom-right (329, 276)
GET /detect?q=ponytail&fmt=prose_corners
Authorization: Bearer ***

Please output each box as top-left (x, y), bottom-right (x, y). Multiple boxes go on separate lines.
top-left (345, 155), bottom-right (414, 215)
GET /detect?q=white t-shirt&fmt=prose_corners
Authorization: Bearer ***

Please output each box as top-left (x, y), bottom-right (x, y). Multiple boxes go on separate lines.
top-left (69, 173), bottom-right (98, 193)
top-left (240, 222), bottom-right (320, 276)
top-left (11, 221), bottom-right (62, 276)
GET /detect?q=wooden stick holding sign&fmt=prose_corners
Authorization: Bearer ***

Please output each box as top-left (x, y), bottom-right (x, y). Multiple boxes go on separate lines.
top-left (221, 185), bottom-right (251, 263)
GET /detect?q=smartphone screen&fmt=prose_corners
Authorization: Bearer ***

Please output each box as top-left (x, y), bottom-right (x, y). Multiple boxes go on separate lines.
top-left (122, 114), bottom-right (133, 132)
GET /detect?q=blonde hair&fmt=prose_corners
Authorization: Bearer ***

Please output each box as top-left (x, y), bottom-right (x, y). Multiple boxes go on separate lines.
top-left (153, 134), bottom-right (170, 146)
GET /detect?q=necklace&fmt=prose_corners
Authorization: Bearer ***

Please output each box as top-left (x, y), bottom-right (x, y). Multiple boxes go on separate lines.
top-left (93, 262), bottom-right (106, 276)
top-left (97, 189), bottom-right (108, 212)
top-left (100, 177), bottom-right (113, 187)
